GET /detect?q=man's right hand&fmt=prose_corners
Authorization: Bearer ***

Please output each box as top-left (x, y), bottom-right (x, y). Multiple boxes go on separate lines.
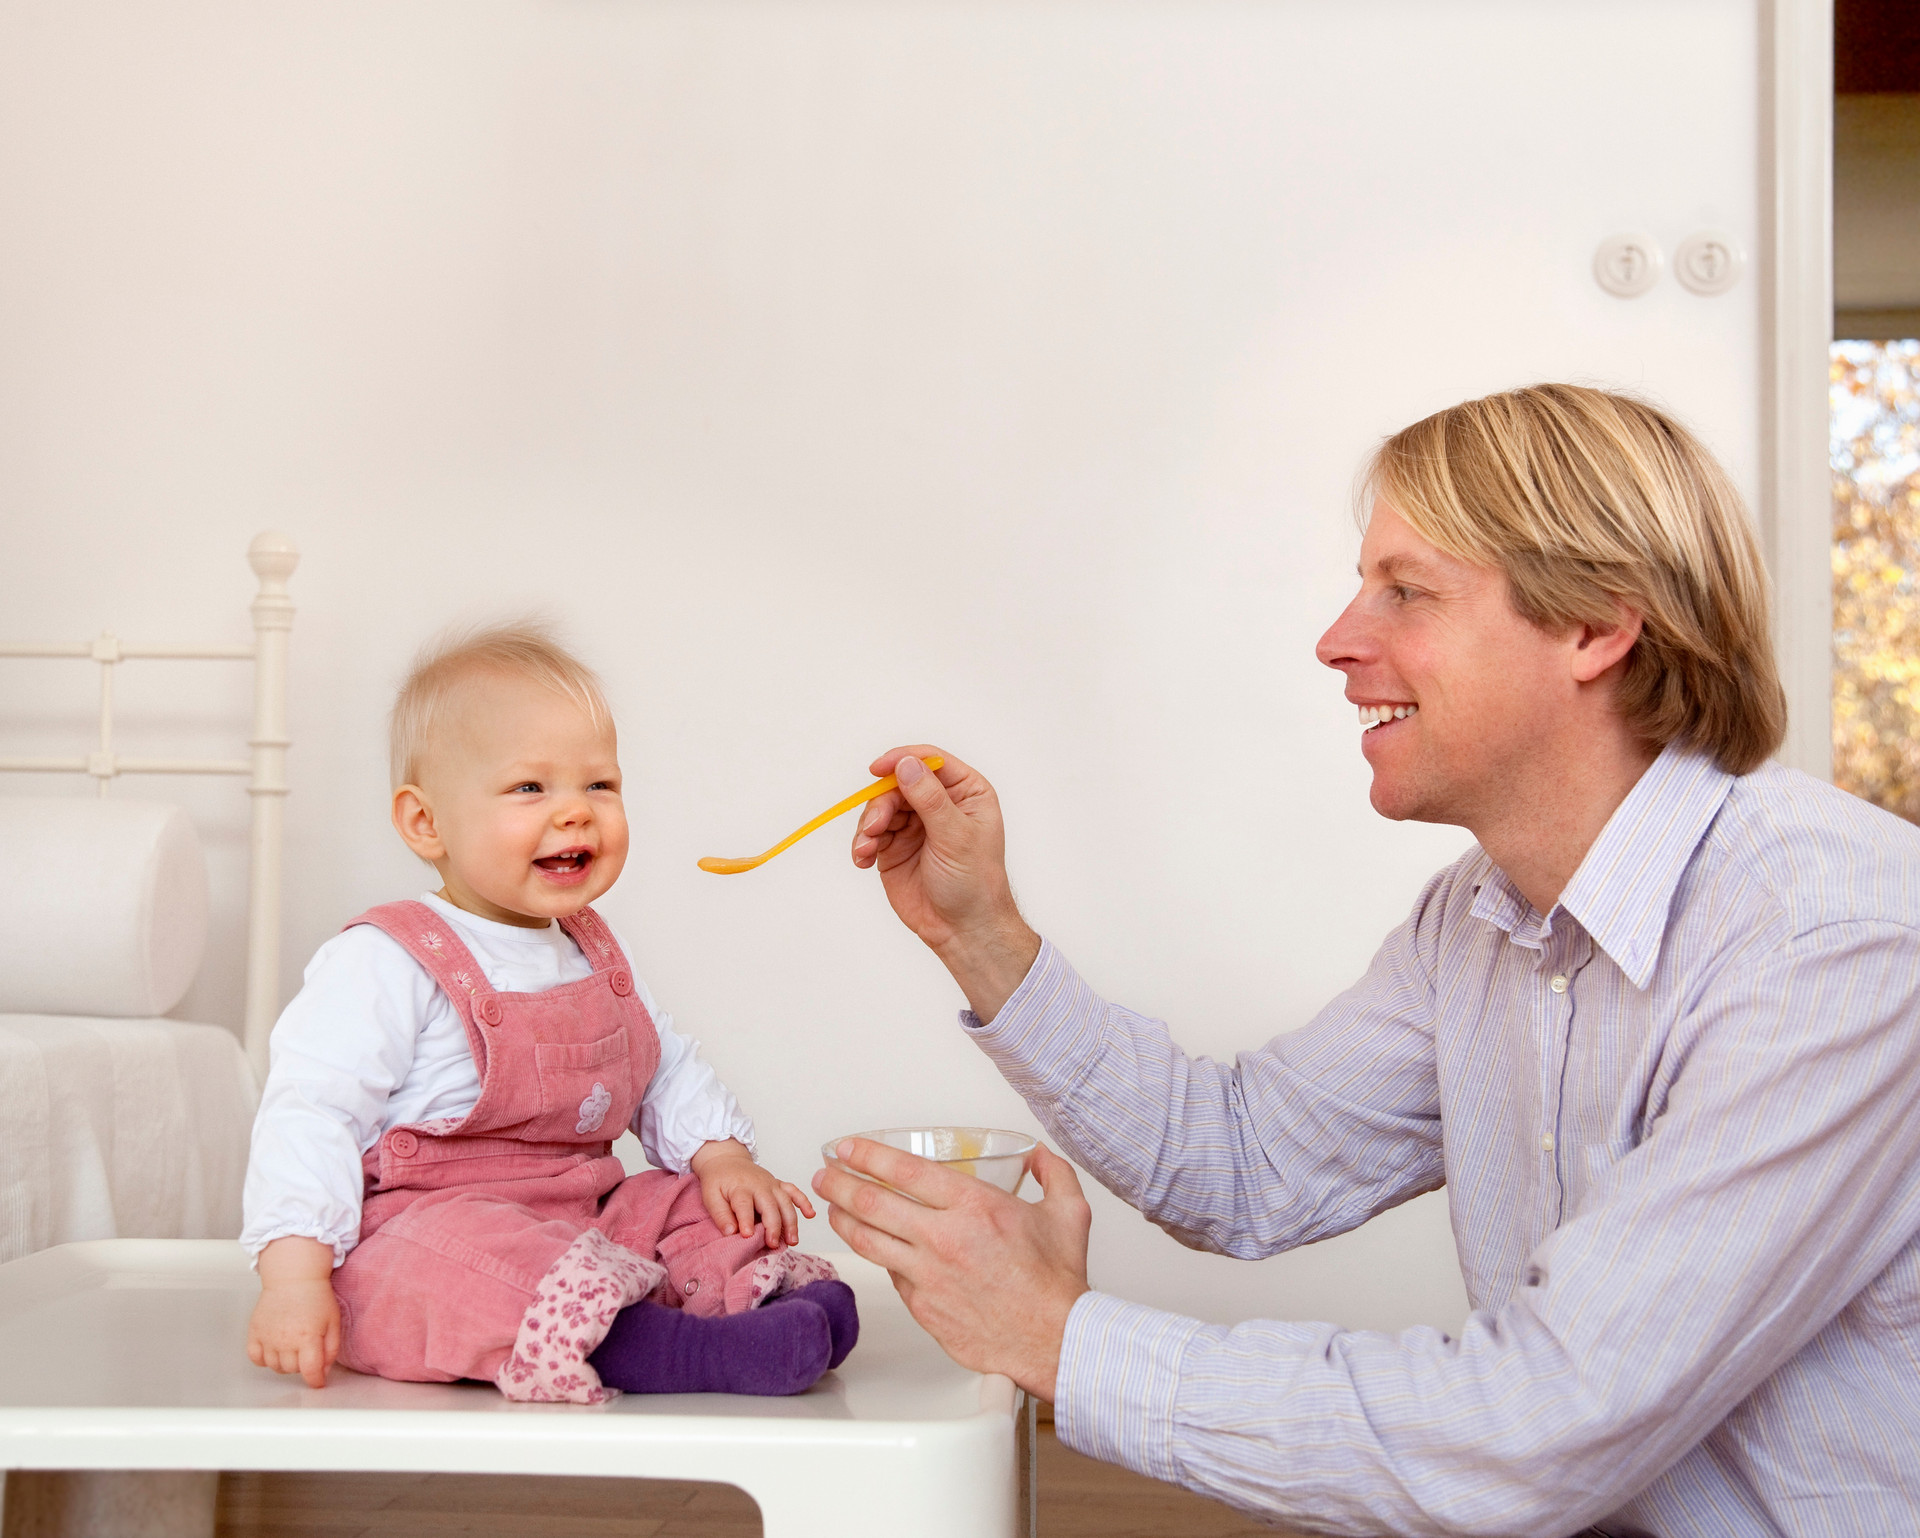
top-left (851, 746), bottom-right (1041, 1023)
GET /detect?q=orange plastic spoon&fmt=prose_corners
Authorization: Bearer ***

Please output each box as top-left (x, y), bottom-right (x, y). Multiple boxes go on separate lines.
top-left (698, 757), bottom-right (945, 875)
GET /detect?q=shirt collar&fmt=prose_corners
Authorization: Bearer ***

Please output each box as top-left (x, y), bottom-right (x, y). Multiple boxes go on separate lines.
top-left (1469, 739), bottom-right (1734, 988)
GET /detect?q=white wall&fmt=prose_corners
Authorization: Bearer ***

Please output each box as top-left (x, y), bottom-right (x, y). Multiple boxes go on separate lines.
top-left (0, 0), bottom-right (1761, 1336)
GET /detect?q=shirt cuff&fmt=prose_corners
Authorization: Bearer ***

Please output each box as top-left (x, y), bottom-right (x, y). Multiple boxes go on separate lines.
top-left (242, 1225), bottom-right (352, 1269)
top-left (958, 938), bottom-right (1108, 1103)
top-left (1054, 1291), bottom-right (1204, 1487)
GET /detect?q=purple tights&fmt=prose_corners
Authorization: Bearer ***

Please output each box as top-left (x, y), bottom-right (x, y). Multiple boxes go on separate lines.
top-left (588, 1280), bottom-right (859, 1396)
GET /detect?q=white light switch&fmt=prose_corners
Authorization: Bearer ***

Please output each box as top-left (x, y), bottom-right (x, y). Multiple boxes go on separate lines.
top-left (1675, 231), bottom-right (1745, 295)
top-left (1593, 233), bottom-right (1663, 297)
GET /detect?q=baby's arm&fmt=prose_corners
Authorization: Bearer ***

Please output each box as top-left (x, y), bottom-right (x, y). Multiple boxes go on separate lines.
top-left (241, 927), bottom-right (430, 1385)
top-left (248, 1237), bottom-right (339, 1388)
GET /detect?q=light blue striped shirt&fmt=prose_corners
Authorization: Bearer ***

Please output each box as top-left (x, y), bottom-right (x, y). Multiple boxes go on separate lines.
top-left (967, 743), bottom-right (1920, 1536)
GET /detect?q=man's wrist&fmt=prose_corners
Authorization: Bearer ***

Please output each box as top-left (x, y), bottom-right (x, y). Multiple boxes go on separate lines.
top-left (934, 914), bottom-right (1042, 1025)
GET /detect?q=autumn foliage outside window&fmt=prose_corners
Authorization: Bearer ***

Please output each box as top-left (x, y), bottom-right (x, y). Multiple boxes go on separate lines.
top-left (1833, 340), bottom-right (1920, 823)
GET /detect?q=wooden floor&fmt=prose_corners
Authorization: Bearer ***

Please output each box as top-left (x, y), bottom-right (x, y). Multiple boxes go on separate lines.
top-left (215, 1430), bottom-right (1307, 1538)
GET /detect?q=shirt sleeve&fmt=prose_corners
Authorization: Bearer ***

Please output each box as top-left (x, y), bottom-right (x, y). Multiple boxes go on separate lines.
top-left (238, 926), bottom-right (431, 1266)
top-left (600, 928), bottom-right (757, 1172)
top-left (1048, 918), bottom-right (1920, 1536)
top-left (965, 883), bottom-right (1450, 1260)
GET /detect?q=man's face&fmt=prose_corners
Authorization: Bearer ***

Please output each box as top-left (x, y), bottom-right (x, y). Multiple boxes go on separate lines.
top-left (1315, 502), bottom-right (1579, 828)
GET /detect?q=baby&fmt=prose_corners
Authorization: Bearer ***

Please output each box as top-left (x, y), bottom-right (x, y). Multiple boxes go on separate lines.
top-left (242, 624), bottom-right (853, 1403)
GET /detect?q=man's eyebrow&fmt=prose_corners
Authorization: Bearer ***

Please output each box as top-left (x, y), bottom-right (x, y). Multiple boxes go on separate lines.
top-left (1362, 553), bottom-right (1444, 582)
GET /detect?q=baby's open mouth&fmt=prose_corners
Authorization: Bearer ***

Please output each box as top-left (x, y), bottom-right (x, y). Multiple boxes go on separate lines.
top-left (534, 848), bottom-right (593, 876)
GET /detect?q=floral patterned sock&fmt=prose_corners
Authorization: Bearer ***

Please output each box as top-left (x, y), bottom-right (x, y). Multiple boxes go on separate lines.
top-left (587, 1297), bottom-right (831, 1396)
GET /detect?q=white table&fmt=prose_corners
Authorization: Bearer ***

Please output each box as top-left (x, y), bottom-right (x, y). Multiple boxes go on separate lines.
top-left (0, 1241), bottom-right (1032, 1538)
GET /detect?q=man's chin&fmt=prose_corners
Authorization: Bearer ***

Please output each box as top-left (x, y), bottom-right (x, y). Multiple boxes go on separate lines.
top-left (1366, 770), bottom-right (1448, 826)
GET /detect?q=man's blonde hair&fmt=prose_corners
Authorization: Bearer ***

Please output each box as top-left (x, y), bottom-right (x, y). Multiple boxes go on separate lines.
top-left (389, 621), bottom-right (612, 788)
top-left (1362, 383), bottom-right (1786, 775)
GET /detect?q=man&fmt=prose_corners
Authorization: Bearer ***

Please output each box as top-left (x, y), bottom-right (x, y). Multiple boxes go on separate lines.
top-left (813, 385), bottom-right (1920, 1537)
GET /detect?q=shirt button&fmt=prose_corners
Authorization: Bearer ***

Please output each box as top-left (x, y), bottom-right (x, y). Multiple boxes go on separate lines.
top-left (389, 1130), bottom-right (419, 1158)
top-left (1541, 1134), bottom-right (1555, 1153)
top-left (1549, 974), bottom-right (1569, 994)
top-left (476, 995), bottom-right (503, 1026)
top-left (683, 1279), bottom-right (699, 1297)
top-left (609, 968), bottom-right (634, 997)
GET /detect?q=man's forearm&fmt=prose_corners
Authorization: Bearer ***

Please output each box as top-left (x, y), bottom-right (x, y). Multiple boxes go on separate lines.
top-left (935, 916), bottom-right (1042, 1025)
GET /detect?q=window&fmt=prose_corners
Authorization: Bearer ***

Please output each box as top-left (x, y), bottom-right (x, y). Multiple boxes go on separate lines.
top-left (1831, 339), bottom-right (1920, 822)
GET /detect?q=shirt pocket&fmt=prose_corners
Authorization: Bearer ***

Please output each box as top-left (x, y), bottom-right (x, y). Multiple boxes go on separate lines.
top-left (533, 1032), bottom-right (636, 1140)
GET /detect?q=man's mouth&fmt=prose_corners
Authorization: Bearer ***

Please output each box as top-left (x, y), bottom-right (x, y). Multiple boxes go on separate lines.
top-left (1358, 702), bottom-right (1419, 731)
top-left (534, 847), bottom-right (594, 878)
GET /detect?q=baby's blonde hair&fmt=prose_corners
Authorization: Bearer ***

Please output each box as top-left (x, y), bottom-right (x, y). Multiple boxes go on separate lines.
top-left (389, 621), bottom-right (612, 788)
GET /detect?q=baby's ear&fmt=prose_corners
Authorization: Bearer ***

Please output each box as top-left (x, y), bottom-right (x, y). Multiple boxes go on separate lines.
top-left (391, 785), bottom-right (446, 864)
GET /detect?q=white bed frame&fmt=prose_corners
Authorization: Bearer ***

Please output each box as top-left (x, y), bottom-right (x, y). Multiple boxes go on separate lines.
top-left (0, 533), bottom-right (298, 1081)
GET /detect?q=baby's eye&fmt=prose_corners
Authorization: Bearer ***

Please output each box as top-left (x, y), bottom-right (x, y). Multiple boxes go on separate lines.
top-left (589, 780), bottom-right (618, 793)
top-left (511, 781), bottom-right (542, 794)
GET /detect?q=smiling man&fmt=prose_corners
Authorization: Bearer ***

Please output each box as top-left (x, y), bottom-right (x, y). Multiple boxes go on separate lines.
top-left (818, 385), bottom-right (1920, 1537)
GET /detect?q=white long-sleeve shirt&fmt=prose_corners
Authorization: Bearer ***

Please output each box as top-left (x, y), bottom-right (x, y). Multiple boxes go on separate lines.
top-left (241, 893), bottom-right (755, 1264)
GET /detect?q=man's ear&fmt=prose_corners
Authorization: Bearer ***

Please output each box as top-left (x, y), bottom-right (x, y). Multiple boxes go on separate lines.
top-left (1570, 606), bottom-right (1645, 685)
top-left (392, 785), bottom-right (446, 864)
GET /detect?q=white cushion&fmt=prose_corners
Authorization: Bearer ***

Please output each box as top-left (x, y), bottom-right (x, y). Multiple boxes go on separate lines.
top-left (0, 798), bottom-right (209, 1016)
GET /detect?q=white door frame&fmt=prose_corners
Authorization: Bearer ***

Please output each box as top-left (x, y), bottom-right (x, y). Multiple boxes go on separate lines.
top-left (1762, 0), bottom-right (1834, 780)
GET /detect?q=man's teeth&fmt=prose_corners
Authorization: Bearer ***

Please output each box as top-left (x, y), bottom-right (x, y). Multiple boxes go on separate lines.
top-left (1358, 704), bottom-right (1418, 727)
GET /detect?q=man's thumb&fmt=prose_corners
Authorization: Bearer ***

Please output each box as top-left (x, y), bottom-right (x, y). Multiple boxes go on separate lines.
top-left (895, 756), bottom-right (962, 834)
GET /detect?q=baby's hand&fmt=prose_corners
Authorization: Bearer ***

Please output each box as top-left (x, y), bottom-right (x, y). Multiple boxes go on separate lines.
top-left (690, 1138), bottom-right (815, 1249)
top-left (247, 1236), bottom-right (341, 1389)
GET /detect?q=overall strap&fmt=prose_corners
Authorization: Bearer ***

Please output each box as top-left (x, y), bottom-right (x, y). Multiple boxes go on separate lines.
top-left (343, 901), bottom-right (497, 1073)
top-left (557, 905), bottom-right (625, 973)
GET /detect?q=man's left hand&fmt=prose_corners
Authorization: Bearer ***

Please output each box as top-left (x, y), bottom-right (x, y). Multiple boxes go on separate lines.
top-left (813, 1137), bottom-right (1092, 1401)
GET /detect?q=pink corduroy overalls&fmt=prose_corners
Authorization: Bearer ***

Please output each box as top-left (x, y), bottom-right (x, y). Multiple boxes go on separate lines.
top-left (330, 901), bottom-right (833, 1404)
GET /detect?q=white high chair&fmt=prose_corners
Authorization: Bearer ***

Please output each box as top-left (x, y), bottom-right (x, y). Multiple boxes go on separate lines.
top-left (0, 1242), bottom-right (1034, 1538)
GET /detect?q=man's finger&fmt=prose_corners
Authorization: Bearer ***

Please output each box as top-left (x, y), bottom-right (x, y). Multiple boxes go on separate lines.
top-left (828, 1203), bottom-right (917, 1275)
top-left (814, 1161), bottom-right (943, 1247)
top-left (830, 1136), bottom-right (975, 1210)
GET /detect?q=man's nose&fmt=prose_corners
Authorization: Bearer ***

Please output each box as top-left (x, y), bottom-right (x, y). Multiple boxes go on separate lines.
top-left (1315, 594), bottom-right (1371, 672)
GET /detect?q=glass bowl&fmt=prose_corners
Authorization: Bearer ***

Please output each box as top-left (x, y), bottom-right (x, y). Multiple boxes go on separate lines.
top-left (822, 1126), bottom-right (1037, 1197)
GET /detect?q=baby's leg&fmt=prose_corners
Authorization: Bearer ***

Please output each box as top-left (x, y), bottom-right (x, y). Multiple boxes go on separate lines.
top-left (587, 1297), bottom-right (831, 1395)
top-left (598, 1169), bottom-right (845, 1319)
top-left (336, 1189), bottom-right (662, 1403)
top-left (764, 1279), bottom-right (859, 1368)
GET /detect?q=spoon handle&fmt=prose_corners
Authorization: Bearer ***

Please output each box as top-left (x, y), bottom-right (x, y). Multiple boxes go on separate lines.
top-left (699, 756), bottom-right (945, 873)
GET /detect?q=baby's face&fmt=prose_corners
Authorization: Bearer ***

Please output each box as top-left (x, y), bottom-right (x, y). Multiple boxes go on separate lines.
top-left (405, 674), bottom-right (628, 927)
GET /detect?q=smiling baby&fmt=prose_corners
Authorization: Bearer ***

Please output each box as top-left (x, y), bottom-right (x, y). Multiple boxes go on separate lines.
top-left (241, 623), bottom-right (853, 1402)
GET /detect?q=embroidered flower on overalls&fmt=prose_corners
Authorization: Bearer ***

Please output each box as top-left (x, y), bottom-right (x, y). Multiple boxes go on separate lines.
top-left (421, 930), bottom-right (445, 954)
top-left (576, 1081), bottom-right (612, 1135)
top-left (450, 969), bottom-right (477, 995)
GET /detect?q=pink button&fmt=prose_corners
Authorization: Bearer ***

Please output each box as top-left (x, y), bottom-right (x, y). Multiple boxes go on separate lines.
top-left (477, 996), bottom-right (503, 1026)
top-left (389, 1130), bottom-right (419, 1158)
top-left (609, 969), bottom-right (633, 996)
